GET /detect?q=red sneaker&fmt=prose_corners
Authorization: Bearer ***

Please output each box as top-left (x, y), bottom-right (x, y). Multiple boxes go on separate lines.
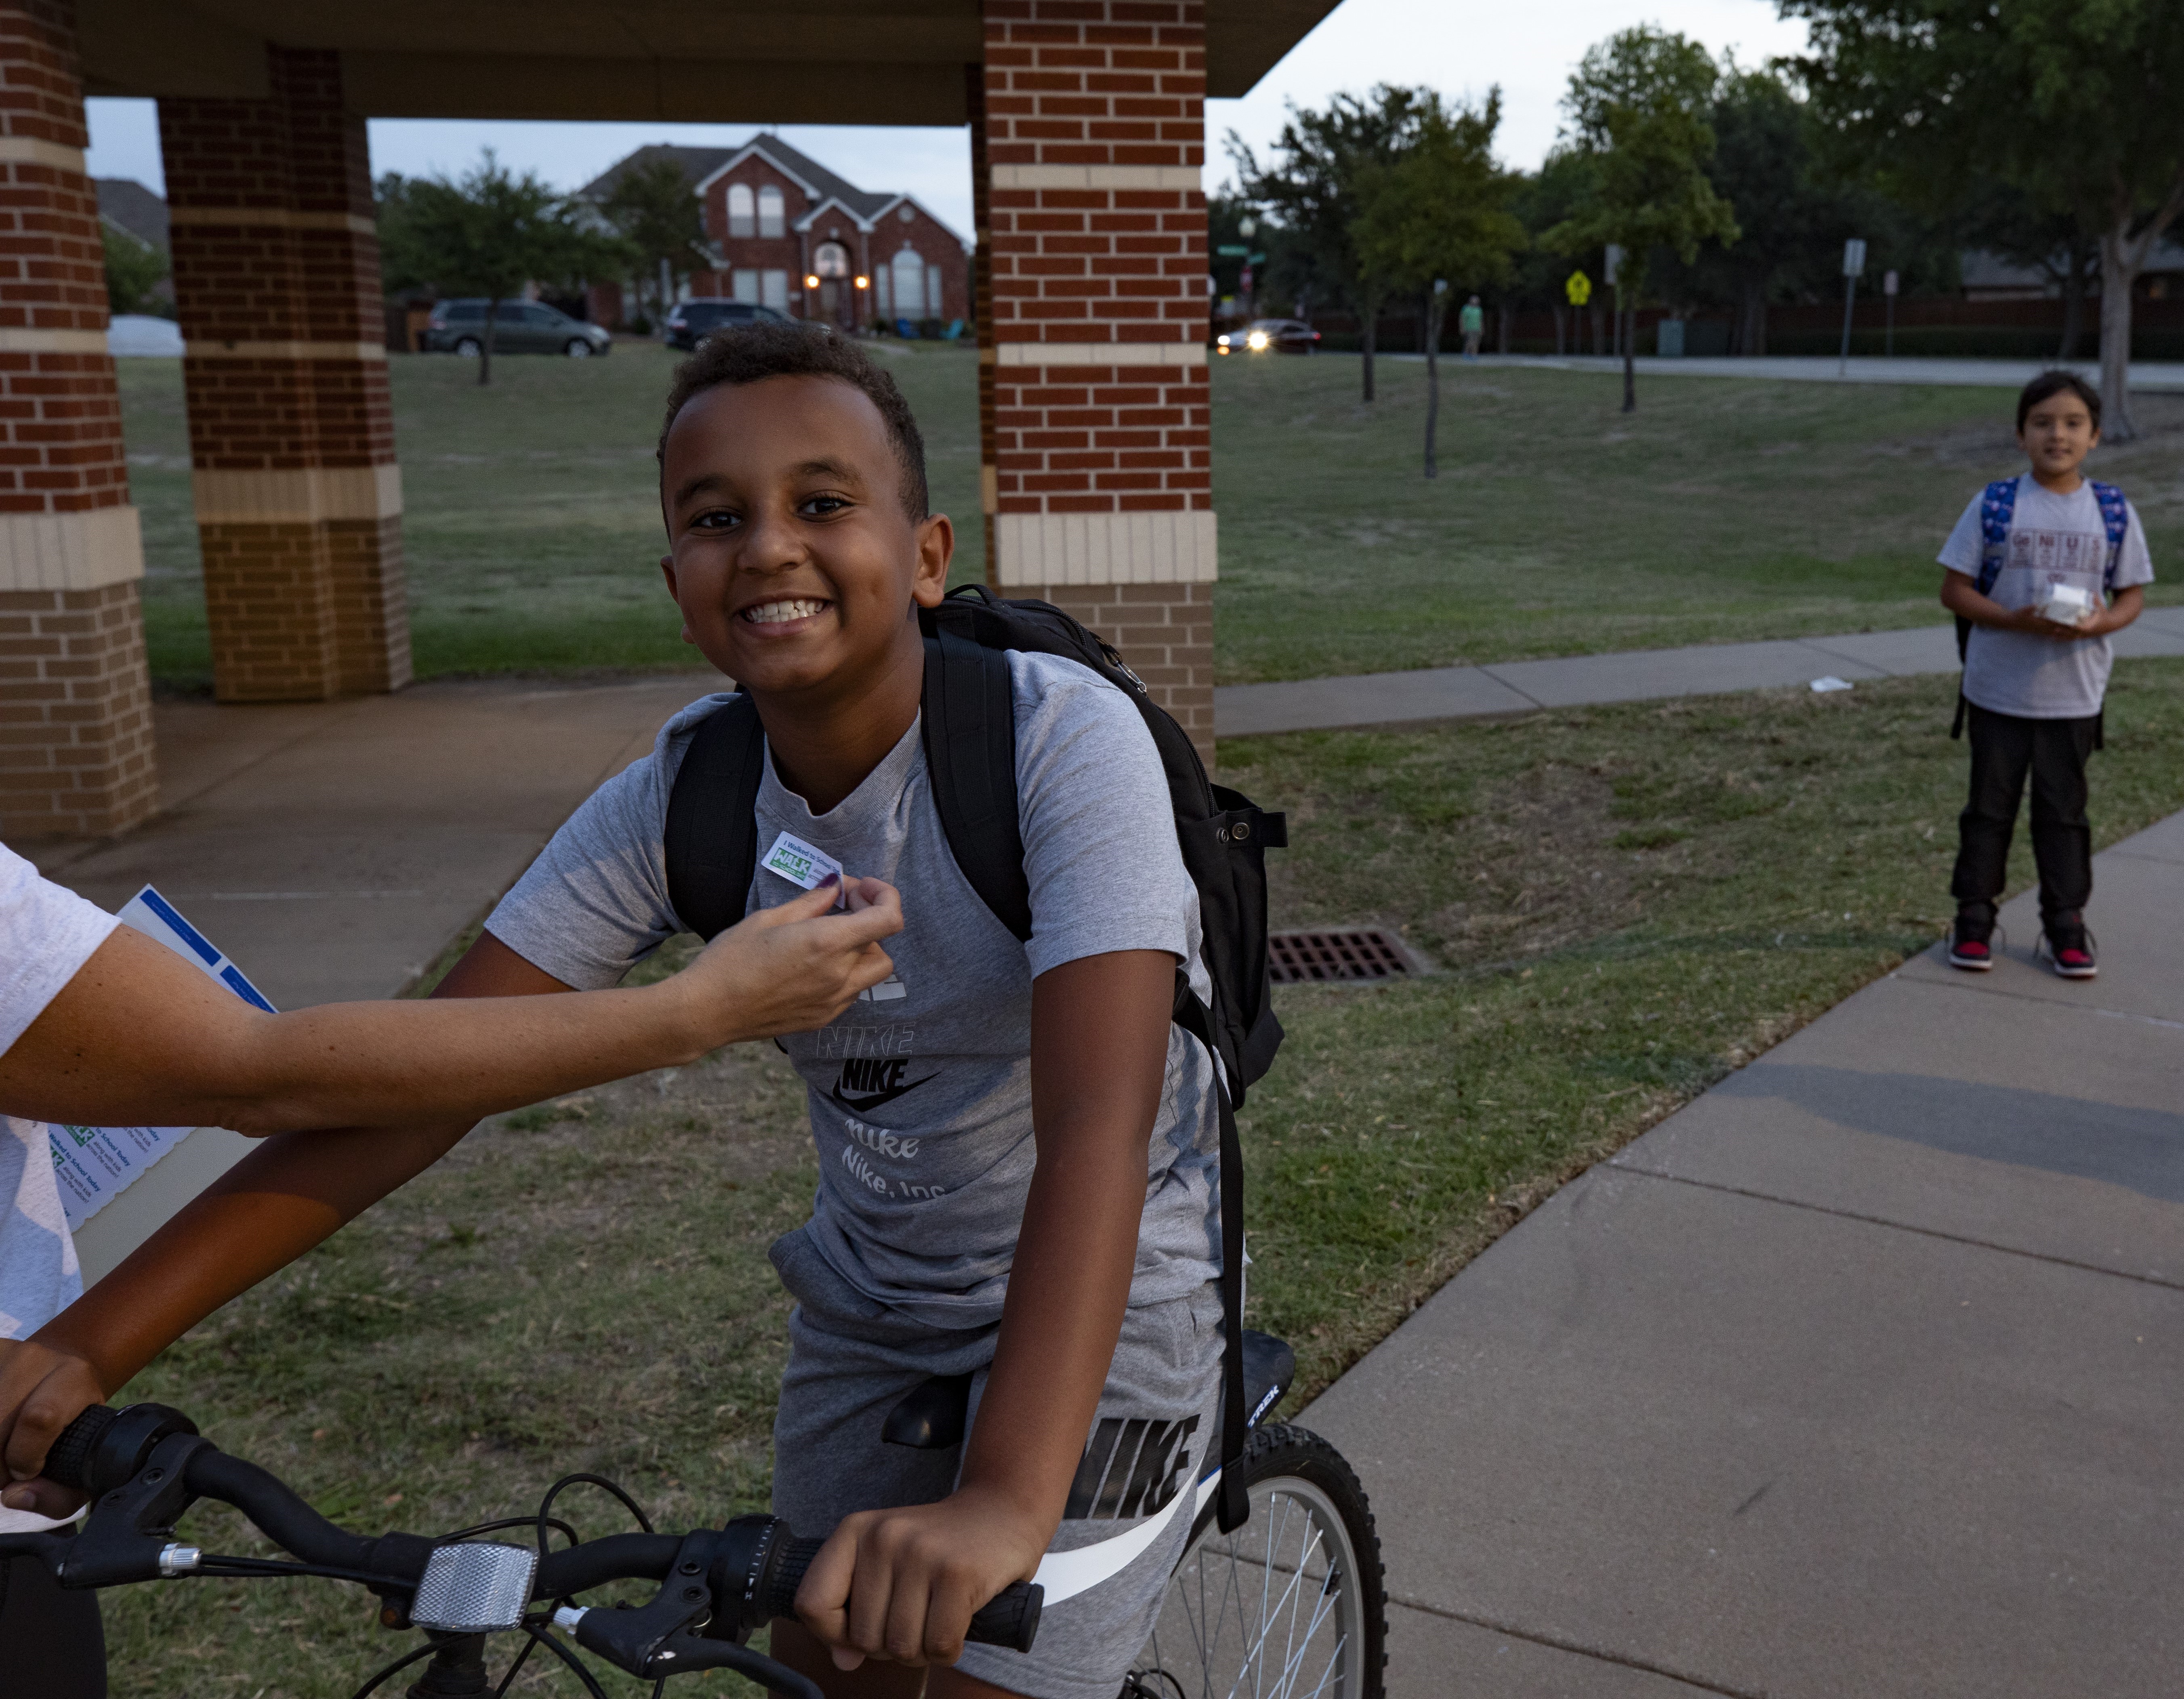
top-left (1947, 913), bottom-right (1994, 971)
top-left (2043, 917), bottom-right (2098, 980)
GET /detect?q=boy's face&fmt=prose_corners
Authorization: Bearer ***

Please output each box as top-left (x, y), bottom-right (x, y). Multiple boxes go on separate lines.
top-left (2020, 392), bottom-right (2099, 484)
top-left (658, 374), bottom-right (950, 698)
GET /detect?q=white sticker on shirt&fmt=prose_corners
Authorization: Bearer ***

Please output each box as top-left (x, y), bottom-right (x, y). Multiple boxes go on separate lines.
top-left (858, 973), bottom-right (908, 1003)
top-left (761, 830), bottom-right (843, 894)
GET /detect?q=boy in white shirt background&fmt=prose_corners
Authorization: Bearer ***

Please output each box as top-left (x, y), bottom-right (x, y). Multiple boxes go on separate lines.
top-left (1938, 370), bottom-right (2154, 979)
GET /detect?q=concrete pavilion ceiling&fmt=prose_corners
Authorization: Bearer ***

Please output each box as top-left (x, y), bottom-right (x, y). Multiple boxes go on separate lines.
top-left (78, 0), bottom-right (1342, 123)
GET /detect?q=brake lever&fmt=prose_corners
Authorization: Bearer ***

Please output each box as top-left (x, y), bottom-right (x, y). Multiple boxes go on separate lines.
top-left (59, 1429), bottom-right (213, 1589)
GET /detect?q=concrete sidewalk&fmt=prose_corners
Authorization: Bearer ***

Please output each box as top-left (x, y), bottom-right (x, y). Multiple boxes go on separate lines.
top-left (1300, 814), bottom-right (2184, 1696)
top-left (1386, 352), bottom-right (2184, 393)
top-left (1219, 606), bottom-right (2184, 738)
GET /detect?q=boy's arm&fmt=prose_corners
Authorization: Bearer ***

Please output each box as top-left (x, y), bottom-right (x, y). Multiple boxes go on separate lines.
top-left (795, 948), bottom-right (1174, 1671)
top-left (2087, 583), bottom-right (2144, 637)
top-left (1939, 568), bottom-right (2087, 641)
top-left (0, 934), bottom-right (593, 1510)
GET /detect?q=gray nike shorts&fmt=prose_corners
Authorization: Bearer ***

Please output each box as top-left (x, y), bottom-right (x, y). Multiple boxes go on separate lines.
top-left (767, 1225), bottom-right (1224, 1699)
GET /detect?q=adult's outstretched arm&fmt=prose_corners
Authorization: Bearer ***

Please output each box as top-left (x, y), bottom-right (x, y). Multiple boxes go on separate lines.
top-left (0, 877), bottom-right (898, 1133)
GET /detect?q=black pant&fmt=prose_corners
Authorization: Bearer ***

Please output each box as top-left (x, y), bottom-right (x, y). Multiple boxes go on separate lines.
top-left (0, 1553), bottom-right (105, 1697)
top-left (1951, 703), bottom-right (2099, 926)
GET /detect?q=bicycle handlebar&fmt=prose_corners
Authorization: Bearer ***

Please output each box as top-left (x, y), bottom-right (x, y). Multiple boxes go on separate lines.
top-left (25, 1401), bottom-right (1042, 1680)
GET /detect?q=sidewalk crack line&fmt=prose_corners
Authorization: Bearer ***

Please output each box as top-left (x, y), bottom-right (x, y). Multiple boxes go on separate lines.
top-left (1610, 1165), bottom-right (2184, 1291)
top-left (1388, 1594), bottom-right (1768, 1697)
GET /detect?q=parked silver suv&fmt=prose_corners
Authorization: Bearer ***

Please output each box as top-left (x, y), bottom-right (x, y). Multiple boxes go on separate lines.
top-left (423, 299), bottom-right (612, 358)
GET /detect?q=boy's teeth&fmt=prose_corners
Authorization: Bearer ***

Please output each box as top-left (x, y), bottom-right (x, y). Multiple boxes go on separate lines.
top-left (744, 599), bottom-right (826, 625)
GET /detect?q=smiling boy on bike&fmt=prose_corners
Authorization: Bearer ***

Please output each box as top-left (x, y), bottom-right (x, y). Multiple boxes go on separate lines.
top-left (1, 324), bottom-right (1225, 1699)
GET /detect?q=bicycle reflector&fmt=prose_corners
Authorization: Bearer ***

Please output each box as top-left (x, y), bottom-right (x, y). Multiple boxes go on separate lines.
top-left (410, 1541), bottom-right (539, 1632)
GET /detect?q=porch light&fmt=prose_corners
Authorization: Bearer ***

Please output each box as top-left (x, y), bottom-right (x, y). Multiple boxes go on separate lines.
top-left (805, 274), bottom-right (821, 290)
top-left (854, 275), bottom-right (869, 290)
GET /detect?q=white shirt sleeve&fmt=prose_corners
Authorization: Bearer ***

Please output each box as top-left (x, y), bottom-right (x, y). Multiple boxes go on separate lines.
top-left (0, 843), bottom-right (119, 1056)
top-left (2114, 500), bottom-right (2155, 591)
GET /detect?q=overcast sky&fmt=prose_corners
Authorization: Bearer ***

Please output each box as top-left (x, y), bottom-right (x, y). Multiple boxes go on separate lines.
top-left (83, 0), bottom-right (1808, 241)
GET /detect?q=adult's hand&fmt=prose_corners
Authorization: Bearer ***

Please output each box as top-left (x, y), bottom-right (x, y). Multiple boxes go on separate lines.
top-left (673, 877), bottom-right (900, 1047)
top-left (0, 1336), bottom-right (104, 1518)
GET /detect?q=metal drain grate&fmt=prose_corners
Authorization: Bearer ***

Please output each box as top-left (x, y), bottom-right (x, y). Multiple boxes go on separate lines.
top-left (1267, 928), bottom-right (1413, 985)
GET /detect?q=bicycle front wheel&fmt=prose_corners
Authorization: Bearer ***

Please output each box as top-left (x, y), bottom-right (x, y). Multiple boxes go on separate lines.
top-left (1125, 1423), bottom-right (1387, 1699)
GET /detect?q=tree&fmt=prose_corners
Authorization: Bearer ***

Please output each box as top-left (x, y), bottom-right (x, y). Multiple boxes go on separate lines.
top-left (1702, 65), bottom-right (1840, 355)
top-left (1788, 0), bottom-right (2184, 439)
top-left (1546, 28), bottom-right (1740, 410)
top-left (1229, 85), bottom-right (1435, 402)
top-left (102, 226), bottom-right (169, 318)
top-left (597, 155), bottom-right (707, 325)
top-left (1352, 91), bottom-right (1526, 477)
top-left (375, 151), bottom-right (622, 386)
top-left (1957, 179), bottom-right (2098, 360)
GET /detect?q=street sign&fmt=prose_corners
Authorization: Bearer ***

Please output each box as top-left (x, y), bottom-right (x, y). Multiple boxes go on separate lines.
top-left (1215, 244), bottom-right (1249, 257)
top-left (1883, 269), bottom-right (1900, 296)
top-left (1565, 270), bottom-right (1592, 307)
top-left (1249, 252), bottom-right (1266, 264)
top-left (1842, 238), bottom-right (1867, 277)
top-left (1603, 244), bottom-right (1623, 284)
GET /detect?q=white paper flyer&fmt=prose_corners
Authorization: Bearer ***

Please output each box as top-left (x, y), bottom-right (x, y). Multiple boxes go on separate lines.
top-left (44, 886), bottom-right (275, 1232)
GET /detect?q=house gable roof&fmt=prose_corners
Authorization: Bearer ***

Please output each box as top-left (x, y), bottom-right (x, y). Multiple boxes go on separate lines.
top-left (581, 137), bottom-right (965, 249)
top-left (96, 177), bottom-right (168, 248)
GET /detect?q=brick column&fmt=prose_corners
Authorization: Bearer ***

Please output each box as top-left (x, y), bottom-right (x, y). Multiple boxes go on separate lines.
top-left (0, 1), bottom-right (156, 837)
top-left (979, 0), bottom-right (1214, 764)
top-left (158, 47), bottom-right (409, 703)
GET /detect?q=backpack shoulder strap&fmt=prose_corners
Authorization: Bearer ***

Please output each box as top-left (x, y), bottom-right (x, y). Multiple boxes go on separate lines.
top-left (920, 623), bottom-right (1032, 942)
top-left (1976, 476), bottom-right (2018, 597)
top-left (662, 693), bottom-right (766, 942)
top-left (2091, 480), bottom-right (2130, 591)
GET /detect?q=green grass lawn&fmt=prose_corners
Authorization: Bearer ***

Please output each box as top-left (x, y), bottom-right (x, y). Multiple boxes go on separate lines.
top-left (122, 348), bottom-right (2183, 692)
top-left (124, 343), bottom-right (986, 692)
top-left (1212, 356), bottom-right (2184, 682)
top-left (99, 658), bottom-right (2184, 1697)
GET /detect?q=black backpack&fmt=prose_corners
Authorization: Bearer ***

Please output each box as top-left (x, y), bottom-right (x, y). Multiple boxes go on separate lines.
top-left (662, 583), bottom-right (1285, 1530)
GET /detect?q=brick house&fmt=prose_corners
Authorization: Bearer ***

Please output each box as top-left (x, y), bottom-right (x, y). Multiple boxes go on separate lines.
top-left (578, 136), bottom-right (969, 331)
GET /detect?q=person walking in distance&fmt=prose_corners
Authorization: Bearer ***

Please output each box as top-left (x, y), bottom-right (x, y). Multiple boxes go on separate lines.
top-left (1459, 294), bottom-right (1484, 360)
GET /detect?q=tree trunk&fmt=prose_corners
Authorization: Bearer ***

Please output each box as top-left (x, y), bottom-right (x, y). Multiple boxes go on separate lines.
top-left (2058, 239), bottom-right (2088, 362)
top-left (1738, 274), bottom-right (1768, 357)
top-left (1498, 302), bottom-right (1510, 354)
top-left (1553, 303), bottom-right (1566, 356)
top-left (1621, 299), bottom-right (1636, 412)
top-left (1423, 297), bottom-right (1444, 478)
top-left (2097, 226), bottom-right (2137, 440)
top-left (1360, 294), bottom-right (1377, 402)
top-left (481, 295), bottom-right (498, 387)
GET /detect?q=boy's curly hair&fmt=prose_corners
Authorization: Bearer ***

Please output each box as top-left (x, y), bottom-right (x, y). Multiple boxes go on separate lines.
top-left (656, 321), bottom-right (929, 521)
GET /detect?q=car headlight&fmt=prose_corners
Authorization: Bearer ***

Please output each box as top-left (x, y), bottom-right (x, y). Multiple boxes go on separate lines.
top-left (1246, 330), bottom-right (1270, 351)
top-left (1216, 335), bottom-right (1230, 345)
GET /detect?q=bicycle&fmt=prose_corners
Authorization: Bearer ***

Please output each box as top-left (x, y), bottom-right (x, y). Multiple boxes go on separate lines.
top-left (0, 1329), bottom-right (1384, 1699)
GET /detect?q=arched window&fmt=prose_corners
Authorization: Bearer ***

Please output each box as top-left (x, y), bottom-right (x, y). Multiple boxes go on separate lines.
top-left (891, 248), bottom-right (927, 317)
top-left (757, 185), bottom-right (785, 239)
top-left (814, 241), bottom-right (850, 279)
top-left (726, 183), bottom-right (754, 239)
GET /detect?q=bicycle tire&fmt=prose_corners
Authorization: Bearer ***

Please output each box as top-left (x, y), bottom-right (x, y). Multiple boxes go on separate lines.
top-left (1123, 1423), bottom-right (1387, 1699)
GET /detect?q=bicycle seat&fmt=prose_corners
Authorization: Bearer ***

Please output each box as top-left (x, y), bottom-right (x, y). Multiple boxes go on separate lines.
top-left (879, 1331), bottom-right (1298, 1452)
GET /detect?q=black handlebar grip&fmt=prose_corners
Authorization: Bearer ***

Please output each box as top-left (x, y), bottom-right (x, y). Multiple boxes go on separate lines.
top-left (42, 1404), bottom-right (116, 1492)
top-left (762, 1536), bottom-right (1041, 1653)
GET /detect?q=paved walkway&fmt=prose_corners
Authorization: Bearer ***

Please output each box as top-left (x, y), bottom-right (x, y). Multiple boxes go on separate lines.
top-left (1218, 606), bottom-right (2184, 737)
top-left (1300, 812), bottom-right (2184, 1696)
top-left (26, 672), bottom-right (715, 1279)
top-left (1385, 352), bottom-right (2184, 392)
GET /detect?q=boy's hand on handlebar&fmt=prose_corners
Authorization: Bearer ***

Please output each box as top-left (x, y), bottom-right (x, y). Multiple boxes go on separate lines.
top-left (796, 1485), bottom-right (1046, 1670)
top-left (0, 1337), bottom-right (103, 1518)
top-left (679, 877), bottom-right (901, 1045)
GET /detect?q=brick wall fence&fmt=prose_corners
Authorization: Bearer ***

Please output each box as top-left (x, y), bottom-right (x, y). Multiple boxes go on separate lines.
top-left (0, 0), bottom-right (155, 837)
top-left (977, 0), bottom-right (1214, 763)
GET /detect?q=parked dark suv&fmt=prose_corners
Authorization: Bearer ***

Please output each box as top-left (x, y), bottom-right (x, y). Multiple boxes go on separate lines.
top-left (666, 299), bottom-right (792, 351)
top-left (423, 299), bottom-right (612, 358)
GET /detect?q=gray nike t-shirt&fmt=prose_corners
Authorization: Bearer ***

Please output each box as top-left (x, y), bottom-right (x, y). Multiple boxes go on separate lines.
top-left (1939, 475), bottom-right (2155, 719)
top-left (487, 651), bottom-right (1220, 1328)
